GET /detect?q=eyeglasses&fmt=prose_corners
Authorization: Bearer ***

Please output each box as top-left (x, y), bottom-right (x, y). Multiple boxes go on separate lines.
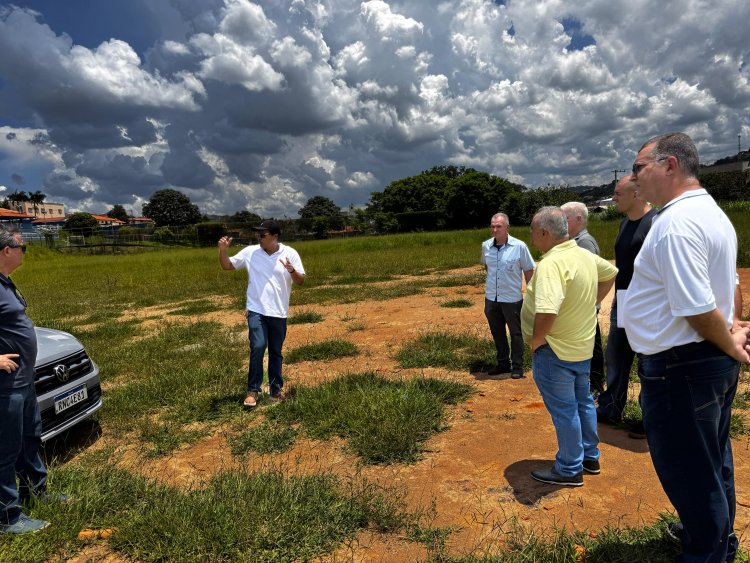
top-left (258, 232), bottom-right (271, 238)
top-left (4, 244), bottom-right (26, 254)
top-left (632, 156), bottom-right (667, 176)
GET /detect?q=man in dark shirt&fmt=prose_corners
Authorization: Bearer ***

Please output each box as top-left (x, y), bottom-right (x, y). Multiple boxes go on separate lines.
top-left (596, 177), bottom-right (656, 427)
top-left (0, 226), bottom-right (50, 534)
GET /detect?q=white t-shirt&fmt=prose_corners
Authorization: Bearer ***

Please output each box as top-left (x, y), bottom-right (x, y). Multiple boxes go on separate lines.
top-left (229, 243), bottom-right (305, 318)
top-left (622, 189), bottom-right (737, 355)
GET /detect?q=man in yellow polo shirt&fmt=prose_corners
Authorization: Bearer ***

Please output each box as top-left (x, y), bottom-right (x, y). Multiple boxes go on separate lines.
top-left (521, 207), bottom-right (617, 486)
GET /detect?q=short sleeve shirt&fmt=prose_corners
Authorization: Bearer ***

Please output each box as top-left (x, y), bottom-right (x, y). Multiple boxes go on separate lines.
top-left (481, 235), bottom-right (535, 302)
top-left (521, 240), bottom-right (617, 361)
top-left (229, 243), bottom-right (305, 318)
top-left (623, 190), bottom-right (736, 355)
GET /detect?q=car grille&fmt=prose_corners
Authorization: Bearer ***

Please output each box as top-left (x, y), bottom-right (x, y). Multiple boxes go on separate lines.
top-left (40, 385), bottom-right (102, 431)
top-left (35, 350), bottom-right (94, 394)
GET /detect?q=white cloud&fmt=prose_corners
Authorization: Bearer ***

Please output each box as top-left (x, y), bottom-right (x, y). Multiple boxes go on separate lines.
top-left (1, 0), bottom-right (749, 217)
top-left (360, 1), bottom-right (424, 39)
top-left (192, 33), bottom-right (284, 91)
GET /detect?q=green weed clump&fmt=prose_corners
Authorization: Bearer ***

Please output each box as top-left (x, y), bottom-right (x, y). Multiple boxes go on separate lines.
top-left (230, 421), bottom-right (299, 455)
top-left (440, 299), bottom-right (474, 308)
top-left (492, 516), bottom-right (682, 562)
top-left (395, 331), bottom-right (496, 372)
top-left (0, 467), bottom-right (408, 562)
top-left (285, 339), bottom-right (358, 363)
top-left (268, 372), bottom-right (473, 464)
top-left (287, 310), bottom-right (324, 324)
top-left (166, 299), bottom-right (222, 316)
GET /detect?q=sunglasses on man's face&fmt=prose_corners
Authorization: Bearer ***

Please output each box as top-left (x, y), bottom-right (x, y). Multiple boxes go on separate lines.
top-left (5, 244), bottom-right (26, 254)
top-left (258, 231), bottom-right (271, 239)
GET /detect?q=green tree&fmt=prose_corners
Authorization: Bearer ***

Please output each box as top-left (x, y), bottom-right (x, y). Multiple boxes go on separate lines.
top-left (370, 173), bottom-right (450, 215)
top-left (7, 190), bottom-right (28, 212)
top-left (142, 189), bottom-right (202, 227)
top-left (442, 171), bottom-right (521, 229)
top-left (107, 204), bottom-right (129, 223)
top-left (227, 210), bottom-right (262, 226)
top-left (28, 190), bottom-right (46, 217)
top-left (298, 196), bottom-right (344, 232)
top-left (63, 212), bottom-right (98, 233)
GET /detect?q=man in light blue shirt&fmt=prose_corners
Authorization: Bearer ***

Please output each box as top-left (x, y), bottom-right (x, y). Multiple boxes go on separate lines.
top-left (481, 213), bottom-right (535, 378)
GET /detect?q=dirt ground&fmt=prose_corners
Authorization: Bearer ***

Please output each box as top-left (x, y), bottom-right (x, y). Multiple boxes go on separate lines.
top-left (62, 268), bottom-right (750, 562)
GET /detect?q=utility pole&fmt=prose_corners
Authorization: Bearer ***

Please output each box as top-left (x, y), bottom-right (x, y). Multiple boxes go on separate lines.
top-left (611, 169), bottom-right (626, 183)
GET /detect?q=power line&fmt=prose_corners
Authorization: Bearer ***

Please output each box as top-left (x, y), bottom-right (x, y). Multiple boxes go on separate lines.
top-left (611, 169), bottom-right (626, 183)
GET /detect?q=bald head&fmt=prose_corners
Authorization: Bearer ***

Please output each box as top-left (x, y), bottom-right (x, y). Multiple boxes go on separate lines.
top-left (613, 175), bottom-right (651, 219)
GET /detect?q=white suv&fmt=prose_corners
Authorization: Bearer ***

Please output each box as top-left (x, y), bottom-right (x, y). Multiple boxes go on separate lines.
top-left (35, 327), bottom-right (102, 442)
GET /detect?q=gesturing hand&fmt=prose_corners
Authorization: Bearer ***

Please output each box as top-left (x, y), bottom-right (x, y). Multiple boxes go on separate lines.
top-left (280, 257), bottom-right (295, 273)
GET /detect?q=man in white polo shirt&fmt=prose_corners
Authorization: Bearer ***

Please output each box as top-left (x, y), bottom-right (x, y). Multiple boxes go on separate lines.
top-left (218, 220), bottom-right (305, 408)
top-left (623, 132), bottom-right (750, 562)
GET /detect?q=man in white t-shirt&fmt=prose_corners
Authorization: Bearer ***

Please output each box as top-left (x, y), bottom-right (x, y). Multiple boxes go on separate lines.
top-left (218, 220), bottom-right (305, 408)
top-left (623, 132), bottom-right (750, 562)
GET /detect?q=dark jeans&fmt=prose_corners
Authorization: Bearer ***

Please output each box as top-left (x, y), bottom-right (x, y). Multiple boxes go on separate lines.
top-left (484, 298), bottom-right (524, 372)
top-left (247, 311), bottom-right (287, 395)
top-left (590, 320), bottom-right (605, 395)
top-left (597, 305), bottom-right (637, 421)
top-left (0, 384), bottom-right (48, 525)
top-left (639, 341), bottom-right (739, 563)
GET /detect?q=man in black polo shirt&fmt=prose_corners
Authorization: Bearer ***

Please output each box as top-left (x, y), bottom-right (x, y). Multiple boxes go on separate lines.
top-left (0, 226), bottom-right (49, 534)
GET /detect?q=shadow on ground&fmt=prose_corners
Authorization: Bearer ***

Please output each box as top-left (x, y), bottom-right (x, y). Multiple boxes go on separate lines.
top-left (41, 419), bottom-right (102, 464)
top-left (503, 459), bottom-right (572, 505)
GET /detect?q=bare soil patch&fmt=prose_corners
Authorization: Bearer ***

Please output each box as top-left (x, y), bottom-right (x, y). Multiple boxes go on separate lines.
top-left (68, 268), bottom-right (750, 561)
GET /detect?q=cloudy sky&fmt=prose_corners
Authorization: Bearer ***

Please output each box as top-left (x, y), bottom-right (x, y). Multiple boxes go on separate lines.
top-left (1, 0), bottom-right (748, 218)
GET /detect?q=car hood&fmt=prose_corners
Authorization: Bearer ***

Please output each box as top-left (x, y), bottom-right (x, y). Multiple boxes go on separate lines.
top-left (34, 327), bottom-right (86, 366)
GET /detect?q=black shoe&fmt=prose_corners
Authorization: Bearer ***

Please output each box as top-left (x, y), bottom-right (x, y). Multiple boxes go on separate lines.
top-left (582, 459), bottom-right (600, 475)
top-left (487, 365), bottom-right (510, 376)
top-left (530, 467), bottom-right (583, 487)
top-left (511, 371), bottom-right (525, 379)
top-left (596, 409), bottom-right (620, 425)
top-left (627, 421), bottom-right (647, 439)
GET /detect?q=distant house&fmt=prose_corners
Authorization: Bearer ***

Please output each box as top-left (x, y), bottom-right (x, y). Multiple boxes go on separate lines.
top-left (32, 217), bottom-right (66, 229)
top-left (16, 201), bottom-right (65, 219)
top-left (128, 217), bottom-right (155, 228)
top-left (0, 208), bottom-right (35, 230)
top-left (90, 214), bottom-right (126, 227)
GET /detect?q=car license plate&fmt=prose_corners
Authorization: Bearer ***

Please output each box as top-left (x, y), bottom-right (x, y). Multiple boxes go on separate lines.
top-left (54, 385), bottom-right (88, 414)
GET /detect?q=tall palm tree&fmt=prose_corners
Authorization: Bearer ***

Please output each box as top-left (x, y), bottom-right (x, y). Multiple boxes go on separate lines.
top-left (7, 190), bottom-right (29, 213)
top-left (29, 190), bottom-right (46, 217)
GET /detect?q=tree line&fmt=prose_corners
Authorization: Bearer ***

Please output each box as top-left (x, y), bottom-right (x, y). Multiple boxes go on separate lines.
top-left (4, 163), bottom-right (747, 240)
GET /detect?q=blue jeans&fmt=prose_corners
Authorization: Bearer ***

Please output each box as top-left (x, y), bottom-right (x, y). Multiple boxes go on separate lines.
top-left (597, 304), bottom-right (638, 421)
top-left (484, 298), bottom-right (524, 372)
top-left (247, 311), bottom-right (287, 395)
top-left (0, 384), bottom-right (48, 525)
top-left (532, 345), bottom-right (599, 476)
top-left (639, 341), bottom-right (739, 563)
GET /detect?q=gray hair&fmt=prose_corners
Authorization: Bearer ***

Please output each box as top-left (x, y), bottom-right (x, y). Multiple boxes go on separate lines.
top-left (533, 206), bottom-right (568, 239)
top-left (640, 132), bottom-right (699, 179)
top-left (491, 212), bottom-right (509, 225)
top-left (560, 201), bottom-right (588, 225)
top-left (0, 225), bottom-right (20, 249)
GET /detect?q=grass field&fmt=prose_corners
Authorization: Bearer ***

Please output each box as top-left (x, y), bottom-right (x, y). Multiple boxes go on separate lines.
top-left (4, 211), bottom-right (750, 561)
